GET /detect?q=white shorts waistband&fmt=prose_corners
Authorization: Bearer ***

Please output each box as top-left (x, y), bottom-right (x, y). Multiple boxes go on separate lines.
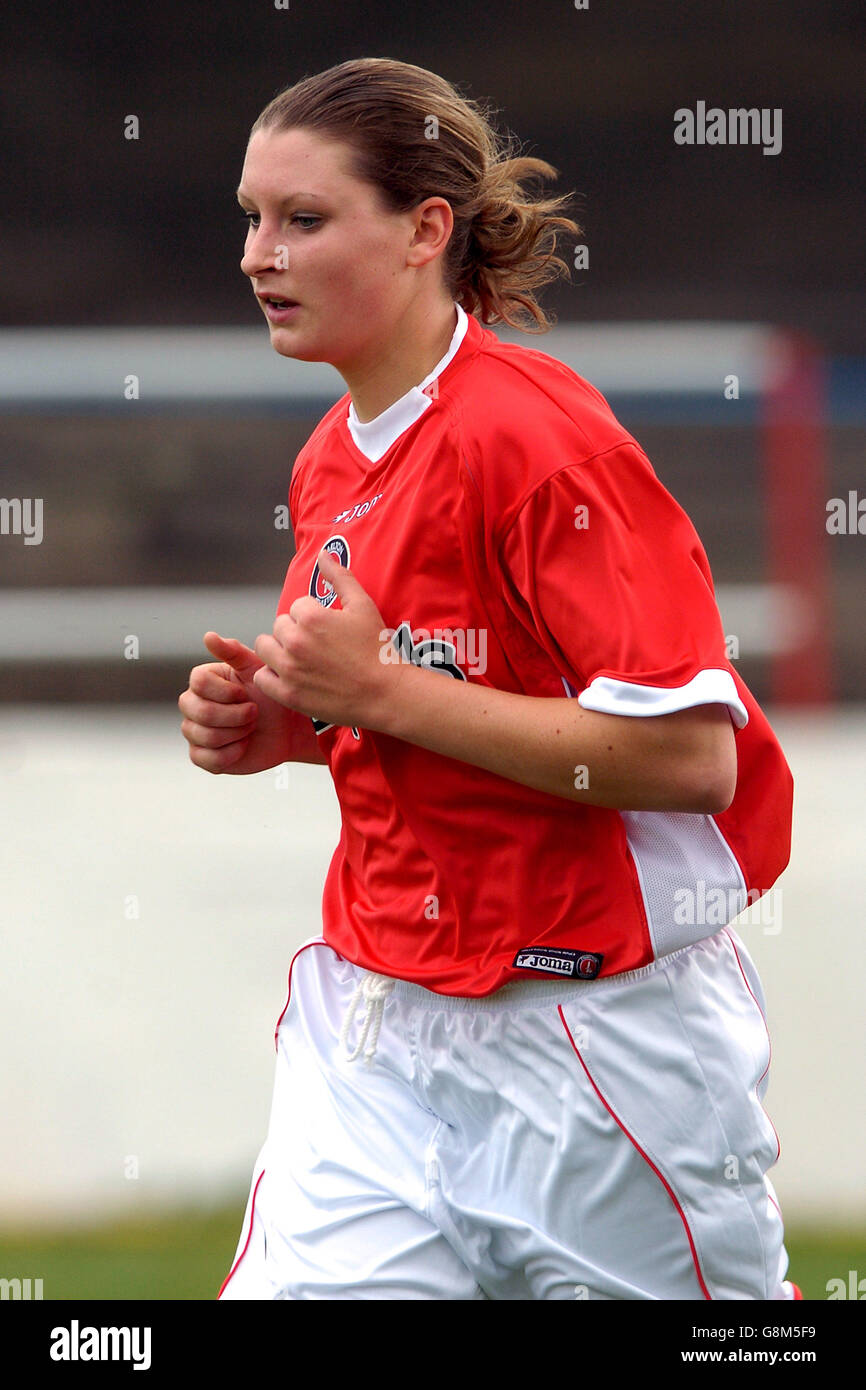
top-left (348, 934), bottom-right (716, 1013)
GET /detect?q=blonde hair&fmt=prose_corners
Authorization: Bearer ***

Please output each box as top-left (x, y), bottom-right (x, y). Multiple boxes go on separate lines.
top-left (250, 57), bottom-right (582, 332)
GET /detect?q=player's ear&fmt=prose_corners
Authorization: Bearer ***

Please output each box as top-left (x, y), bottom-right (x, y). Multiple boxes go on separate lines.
top-left (406, 197), bottom-right (453, 268)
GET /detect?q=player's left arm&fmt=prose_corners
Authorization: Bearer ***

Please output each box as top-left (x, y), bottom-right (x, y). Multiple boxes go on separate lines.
top-left (374, 660), bottom-right (736, 813)
top-left (252, 547), bottom-right (737, 814)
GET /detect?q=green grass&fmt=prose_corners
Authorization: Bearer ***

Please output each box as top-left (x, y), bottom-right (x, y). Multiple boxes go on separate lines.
top-left (782, 1230), bottom-right (866, 1302)
top-left (0, 1205), bottom-right (862, 1300)
top-left (0, 1205), bottom-right (242, 1301)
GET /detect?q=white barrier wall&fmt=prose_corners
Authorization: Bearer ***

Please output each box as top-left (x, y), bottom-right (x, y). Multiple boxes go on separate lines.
top-left (0, 705), bottom-right (863, 1226)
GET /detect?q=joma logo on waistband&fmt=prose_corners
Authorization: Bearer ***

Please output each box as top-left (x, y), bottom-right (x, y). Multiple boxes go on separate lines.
top-left (512, 948), bottom-right (603, 980)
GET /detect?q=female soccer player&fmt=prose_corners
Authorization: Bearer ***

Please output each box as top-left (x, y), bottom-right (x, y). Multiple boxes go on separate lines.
top-left (179, 57), bottom-right (799, 1301)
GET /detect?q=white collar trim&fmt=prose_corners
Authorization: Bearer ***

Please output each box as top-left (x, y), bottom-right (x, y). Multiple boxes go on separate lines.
top-left (346, 303), bottom-right (468, 463)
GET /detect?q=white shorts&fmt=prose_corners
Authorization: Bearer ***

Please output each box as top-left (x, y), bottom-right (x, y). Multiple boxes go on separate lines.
top-left (219, 928), bottom-right (798, 1300)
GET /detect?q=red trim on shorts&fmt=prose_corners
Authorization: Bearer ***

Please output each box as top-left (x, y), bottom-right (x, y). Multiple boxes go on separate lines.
top-left (722, 929), bottom-right (781, 1163)
top-left (217, 1167), bottom-right (265, 1299)
top-left (558, 1006), bottom-right (712, 1301)
top-left (273, 936), bottom-right (329, 1050)
top-left (792, 1282), bottom-right (803, 1300)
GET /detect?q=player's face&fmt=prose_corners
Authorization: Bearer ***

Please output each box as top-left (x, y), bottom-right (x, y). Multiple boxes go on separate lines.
top-left (238, 127), bottom-right (429, 369)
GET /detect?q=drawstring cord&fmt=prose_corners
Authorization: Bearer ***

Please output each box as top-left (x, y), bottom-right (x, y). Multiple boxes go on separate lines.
top-left (339, 971), bottom-right (396, 1065)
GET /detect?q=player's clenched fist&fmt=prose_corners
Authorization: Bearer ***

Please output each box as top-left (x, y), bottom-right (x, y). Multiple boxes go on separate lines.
top-left (251, 548), bottom-right (397, 731)
top-left (178, 632), bottom-right (325, 774)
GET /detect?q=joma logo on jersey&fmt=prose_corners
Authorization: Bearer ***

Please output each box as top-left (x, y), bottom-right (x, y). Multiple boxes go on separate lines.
top-left (513, 948), bottom-right (603, 980)
top-left (332, 493), bottom-right (383, 525)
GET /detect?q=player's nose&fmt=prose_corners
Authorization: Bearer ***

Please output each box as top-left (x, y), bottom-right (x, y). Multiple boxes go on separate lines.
top-left (241, 227), bottom-right (279, 280)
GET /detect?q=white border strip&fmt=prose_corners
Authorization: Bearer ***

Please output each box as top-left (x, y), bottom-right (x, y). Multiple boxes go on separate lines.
top-left (0, 583), bottom-right (803, 662)
top-left (0, 322), bottom-right (781, 402)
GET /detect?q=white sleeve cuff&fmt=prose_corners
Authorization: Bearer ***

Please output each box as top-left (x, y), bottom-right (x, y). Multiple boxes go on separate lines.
top-left (576, 668), bottom-right (749, 729)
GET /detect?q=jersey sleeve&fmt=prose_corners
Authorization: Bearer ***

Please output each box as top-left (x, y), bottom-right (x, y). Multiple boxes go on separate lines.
top-left (497, 440), bottom-right (748, 728)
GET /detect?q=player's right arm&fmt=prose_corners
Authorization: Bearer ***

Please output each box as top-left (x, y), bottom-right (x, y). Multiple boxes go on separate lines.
top-left (178, 631), bottom-right (327, 773)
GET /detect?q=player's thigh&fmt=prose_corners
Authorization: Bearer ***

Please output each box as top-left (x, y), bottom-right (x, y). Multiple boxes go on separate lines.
top-left (426, 931), bottom-right (784, 1299)
top-left (219, 1151), bottom-right (487, 1300)
top-left (551, 928), bottom-right (784, 1299)
top-left (220, 940), bottom-right (485, 1300)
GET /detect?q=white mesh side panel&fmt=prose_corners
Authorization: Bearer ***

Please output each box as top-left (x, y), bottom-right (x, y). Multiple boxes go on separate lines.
top-left (621, 810), bottom-right (748, 958)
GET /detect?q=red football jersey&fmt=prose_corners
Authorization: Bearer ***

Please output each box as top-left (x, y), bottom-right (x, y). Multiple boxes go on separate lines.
top-left (276, 307), bottom-right (793, 995)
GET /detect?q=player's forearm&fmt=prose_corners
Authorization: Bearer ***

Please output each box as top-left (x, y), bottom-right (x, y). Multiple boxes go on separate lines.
top-left (373, 663), bottom-right (736, 813)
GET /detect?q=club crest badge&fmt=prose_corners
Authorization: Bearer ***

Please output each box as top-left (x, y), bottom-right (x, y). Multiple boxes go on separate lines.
top-left (306, 535), bottom-right (359, 741)
top-left (310, 535), bottom-right (350, 607)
